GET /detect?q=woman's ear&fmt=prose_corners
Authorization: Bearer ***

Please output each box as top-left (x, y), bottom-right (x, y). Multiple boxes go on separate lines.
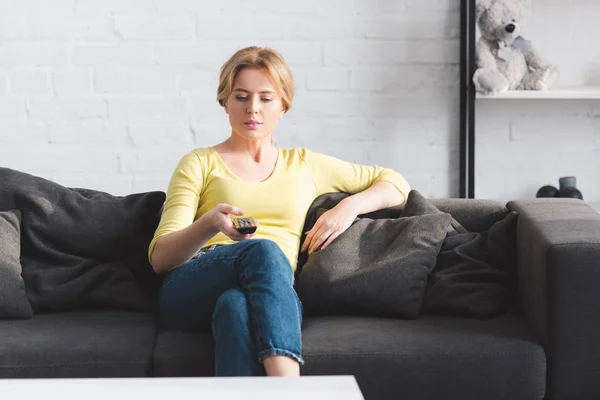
top-left (223, 101), bottom-right (229, 114)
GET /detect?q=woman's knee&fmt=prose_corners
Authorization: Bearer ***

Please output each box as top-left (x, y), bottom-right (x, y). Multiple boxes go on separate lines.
top-left (246, 239), bottom-right (283, 256)
top-left (213, 288), bottom-right (248, 323)
top-left (242, 239), bottom-right (292, 280)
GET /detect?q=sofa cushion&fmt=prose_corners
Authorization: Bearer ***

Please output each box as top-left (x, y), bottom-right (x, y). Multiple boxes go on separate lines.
top-left (153, 330), bottom-right (215, 377)
top-left (152, 313), bottom-right (545, 400)
top-left (0, 209), bottom-right (33, 319)
top-left (301, 313), bottom-right (546, 400)
top-left (0, 311), bottom-right (156, 378)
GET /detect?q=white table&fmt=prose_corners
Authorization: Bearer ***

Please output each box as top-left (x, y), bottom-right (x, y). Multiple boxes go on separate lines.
top-left (0, 376), bottom-right (364, 400)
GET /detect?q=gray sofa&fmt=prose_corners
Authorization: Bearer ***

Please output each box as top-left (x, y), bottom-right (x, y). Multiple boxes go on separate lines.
top-left (2, 193), bottom-right (600, 400)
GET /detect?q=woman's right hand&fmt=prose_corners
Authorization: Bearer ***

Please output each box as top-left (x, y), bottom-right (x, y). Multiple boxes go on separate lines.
top-left (209, 203), bottom-right (256, 241)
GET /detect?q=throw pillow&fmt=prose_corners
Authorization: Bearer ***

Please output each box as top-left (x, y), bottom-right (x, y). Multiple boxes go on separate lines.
top-left (295, 192), bottom-right (452, 319)
top-left (0, 209), bottom-right (33, 318)
top-left (401, 190), bottom-right (468, 235)
top-left (0, 167), bottom-right (165, 312)
top-left (421, 210), bottom-right (519, 318)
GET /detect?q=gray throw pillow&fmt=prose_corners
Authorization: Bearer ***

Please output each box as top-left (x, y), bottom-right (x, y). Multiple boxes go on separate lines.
top-left (421, 210), bottom-right (519, 318)
top-left (296, 196), bottom-right (453, 319)
top-left (401, 190), bottom-right (468, 235)
top-left (400, 190), bottom-right (519, 318)
top-left (0, 167), bottom-right (165, 313)
top-left (0, 209), bottom-right (33, 319)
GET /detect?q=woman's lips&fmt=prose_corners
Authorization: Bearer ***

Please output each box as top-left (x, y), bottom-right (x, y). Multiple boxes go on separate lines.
top-left (244, 122), bottom-right (261, 129)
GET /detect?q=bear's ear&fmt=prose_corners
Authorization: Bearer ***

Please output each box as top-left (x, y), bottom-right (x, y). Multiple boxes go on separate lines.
top-left (476, 0), bottom-right (494, 20)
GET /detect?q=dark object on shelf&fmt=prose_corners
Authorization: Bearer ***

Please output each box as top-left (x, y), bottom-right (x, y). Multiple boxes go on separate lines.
top-left (558, 187), bottom-right (584, 200)
top-left (556, 176), bottom-right (584, 200)
top-left (559, 176), bottom-right (577, 190)
top-left (536, 185), bottom-right (559, 198)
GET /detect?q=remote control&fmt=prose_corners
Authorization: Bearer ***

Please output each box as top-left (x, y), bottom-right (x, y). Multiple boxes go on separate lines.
top-left (232, 216), bottom-right (257, 234)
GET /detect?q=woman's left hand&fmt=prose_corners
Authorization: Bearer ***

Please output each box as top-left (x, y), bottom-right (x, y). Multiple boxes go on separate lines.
top-left (301, 201), bottom-right (358, 255)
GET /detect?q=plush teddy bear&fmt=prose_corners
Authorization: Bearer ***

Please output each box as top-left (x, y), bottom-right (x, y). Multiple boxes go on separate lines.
top-left (473, 0), bottom-right (558, 95)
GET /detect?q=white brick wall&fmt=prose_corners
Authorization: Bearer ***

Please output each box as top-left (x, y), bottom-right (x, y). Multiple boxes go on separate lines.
top-left (476, 101), bottom-right (600, 205)
top-left (113, 16), bottom-right (195, 41)
top-left (0, 0), bottom-right (598, 209)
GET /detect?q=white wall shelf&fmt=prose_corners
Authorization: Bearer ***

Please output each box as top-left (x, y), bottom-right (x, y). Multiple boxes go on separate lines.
top-left (460, 0), bottom-right (600, 205)
top-left (477, 87), bottom-right (600, 100)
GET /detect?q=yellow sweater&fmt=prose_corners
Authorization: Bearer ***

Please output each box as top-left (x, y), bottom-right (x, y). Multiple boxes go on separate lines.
top-left (148, 147), bottom-right (410, 271)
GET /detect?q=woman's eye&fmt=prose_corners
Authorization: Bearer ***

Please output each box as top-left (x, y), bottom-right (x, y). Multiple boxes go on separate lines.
top-left (262, 98), bottom-right (272, 102)
top-left (236, 96), bottom-right (248, 101)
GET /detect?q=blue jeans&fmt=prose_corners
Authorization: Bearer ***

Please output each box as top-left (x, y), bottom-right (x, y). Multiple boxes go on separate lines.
top-left (158, 239), bottom-right (304, 376)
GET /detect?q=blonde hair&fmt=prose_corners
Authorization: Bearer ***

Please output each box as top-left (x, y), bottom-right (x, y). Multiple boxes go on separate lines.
top-left (217, 46), bottom-right (295, 112)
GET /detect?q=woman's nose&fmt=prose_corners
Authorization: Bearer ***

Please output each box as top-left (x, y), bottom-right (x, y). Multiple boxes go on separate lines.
top-left (247, 98), bottom-right (260, 113)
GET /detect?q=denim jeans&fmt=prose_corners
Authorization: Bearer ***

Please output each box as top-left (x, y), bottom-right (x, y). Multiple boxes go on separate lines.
top-left (158, 239), bottom-right (304, 376)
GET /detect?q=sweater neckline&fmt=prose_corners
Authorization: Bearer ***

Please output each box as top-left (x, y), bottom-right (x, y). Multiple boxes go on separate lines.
top-left (209, 147), bottom-right (282, 184)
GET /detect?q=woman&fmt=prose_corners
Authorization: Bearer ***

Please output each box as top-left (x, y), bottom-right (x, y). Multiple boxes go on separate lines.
top-left (149, 46), bottom-right (410, 378)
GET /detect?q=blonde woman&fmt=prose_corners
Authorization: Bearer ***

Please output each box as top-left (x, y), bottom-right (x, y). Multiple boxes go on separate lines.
top-left (149, 46), bottom-right (410, 377)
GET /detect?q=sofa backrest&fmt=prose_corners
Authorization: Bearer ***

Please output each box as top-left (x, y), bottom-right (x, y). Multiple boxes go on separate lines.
top-left (430, 198), bottom-right (509, 233)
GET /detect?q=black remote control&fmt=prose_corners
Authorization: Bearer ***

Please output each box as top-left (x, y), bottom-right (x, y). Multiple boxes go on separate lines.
top-left (232, 217), bottom-right (257, 234)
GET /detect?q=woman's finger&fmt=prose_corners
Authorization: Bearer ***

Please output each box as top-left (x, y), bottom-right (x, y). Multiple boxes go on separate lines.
top-left (306, 223), bottom-right (327, 254)
top-left (320, 231), bottom-right (340, 250)
top-left (309, 227), bottom-right (333, 254)
top-left (302, 221), bottom-right (321, 252)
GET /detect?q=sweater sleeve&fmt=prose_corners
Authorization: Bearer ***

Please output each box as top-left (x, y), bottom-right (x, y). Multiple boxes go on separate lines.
top-left (147, 151), bottom-right (205, 262)
top-left (300, 148), bottom-right (411, 201)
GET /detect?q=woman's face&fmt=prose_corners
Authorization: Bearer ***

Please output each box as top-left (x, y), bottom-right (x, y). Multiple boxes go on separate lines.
top-left (224, 67), bottom-right (285, 143)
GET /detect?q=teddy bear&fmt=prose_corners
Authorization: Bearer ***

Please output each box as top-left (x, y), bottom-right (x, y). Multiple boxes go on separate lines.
top-left (473, 0), bottom-right (558, 95)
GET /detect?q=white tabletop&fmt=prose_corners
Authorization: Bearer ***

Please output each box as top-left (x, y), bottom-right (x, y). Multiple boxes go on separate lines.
top-left (0, 376), bottom-right (364, 400)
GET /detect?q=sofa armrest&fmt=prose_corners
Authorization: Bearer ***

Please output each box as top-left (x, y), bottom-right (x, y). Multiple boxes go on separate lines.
top-left (507, 198), bottom-right (600, 400)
